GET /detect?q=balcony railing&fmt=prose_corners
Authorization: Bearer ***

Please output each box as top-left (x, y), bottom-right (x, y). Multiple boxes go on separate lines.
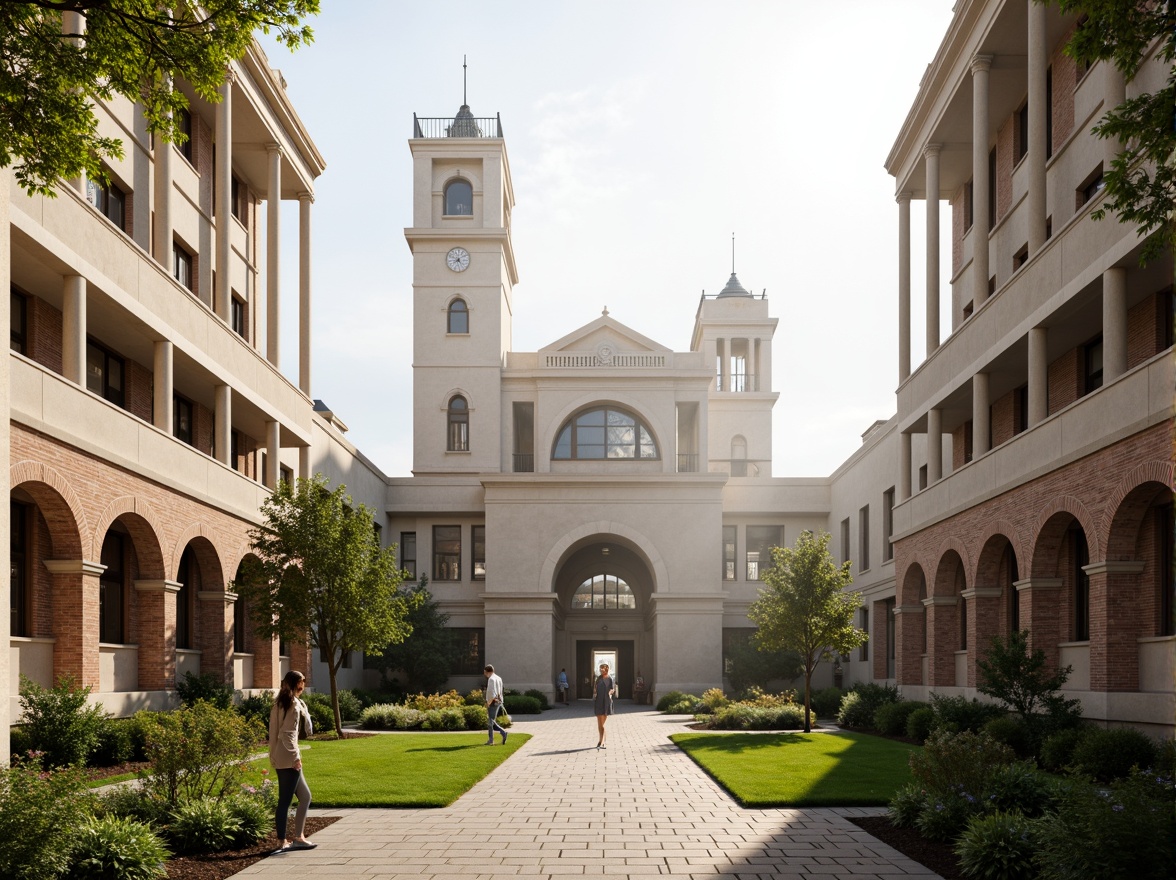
top-left (676, 454), bottom-right (699, 473)
top-left (512, 453), bottom-right (534, 473)
top-left (413, 113), bottom-right (503, 139)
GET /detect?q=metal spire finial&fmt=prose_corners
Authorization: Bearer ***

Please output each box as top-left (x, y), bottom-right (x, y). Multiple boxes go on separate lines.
top-left (731, 233), bottom-right (736, 273)
top-left (463, 55), bottom-right (467, 106)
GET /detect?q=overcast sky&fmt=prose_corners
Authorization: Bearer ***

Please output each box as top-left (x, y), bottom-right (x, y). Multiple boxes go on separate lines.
top-left (263, 1), bottom-right (957, 479)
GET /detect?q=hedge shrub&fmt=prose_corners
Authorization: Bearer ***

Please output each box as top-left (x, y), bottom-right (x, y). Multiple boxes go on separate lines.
top-left (708, 702), bottom-right (807, 730)
top-left (835, 683), bottom-right (900, 729)
top-left (874, 700), bottom-right (928, 737)
top-left (906, 706), bottom-right (935, 743)
top-left (503, 695), bottom-right (542, 715)
top-left (1070, 727), bottom-right (1159, 783)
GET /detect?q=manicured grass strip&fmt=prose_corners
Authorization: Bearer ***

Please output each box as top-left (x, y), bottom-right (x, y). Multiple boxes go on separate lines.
top-left (670, 731), bottom-right (917, 808)
top-left (86, 770), bottom-right (139, 788)
top-left (242, 732), bottom-right (529, 807)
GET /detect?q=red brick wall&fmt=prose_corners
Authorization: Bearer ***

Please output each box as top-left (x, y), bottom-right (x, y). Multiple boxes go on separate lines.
top-left (952, 424), bottom-right (967, 470)
top-left (952, 184), bottom-right (967, 278)
top-left (996, 115), bottom-right (1014, 226)
top-left (29, 296), bottom-right (63, 375)
top-left (1050, 31), bottom-right (1077, 153)
top-left (125, 359), bottom-right (153, 424)
top-left (1126, 292), bottom-right (1166, 369)
top-left (1048, 347), bottom-right (1081, 414)
top-left (991, 391), bottom-right (1015, 447)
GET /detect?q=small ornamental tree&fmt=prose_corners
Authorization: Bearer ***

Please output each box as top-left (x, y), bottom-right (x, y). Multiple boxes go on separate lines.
top-left (367, 576), bottom-right (462, 694)
top-left (236, 474), bottom-right (420, 735)
top-left (748, 530), bottom-right (867, 732)
top-left (976, 629), bottom-right (1083, 745)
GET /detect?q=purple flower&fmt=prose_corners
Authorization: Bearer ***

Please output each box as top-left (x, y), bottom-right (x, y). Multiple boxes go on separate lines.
top-left (1112, 804), bottom-right (1125, 812)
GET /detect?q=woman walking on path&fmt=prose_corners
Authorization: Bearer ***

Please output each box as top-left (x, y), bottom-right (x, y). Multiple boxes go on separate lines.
top-left (593, 663), bottom-right (617, 748)
top-left (268, 670), bottom-right (317, 853)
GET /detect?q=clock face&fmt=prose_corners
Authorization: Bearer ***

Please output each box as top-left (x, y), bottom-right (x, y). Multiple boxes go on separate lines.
top-left (446, 247), bottom-right (470, 272)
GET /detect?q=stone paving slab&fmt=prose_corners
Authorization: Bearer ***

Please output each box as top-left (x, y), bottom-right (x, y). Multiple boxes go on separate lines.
top-left (238, 701), bottom-right (941, 879)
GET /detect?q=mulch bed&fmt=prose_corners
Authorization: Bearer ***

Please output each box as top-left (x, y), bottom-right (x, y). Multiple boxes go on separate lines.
top-left (165, 816), bottom-right (340, 880)
top-left (850, 815), bottom-right (965, 879)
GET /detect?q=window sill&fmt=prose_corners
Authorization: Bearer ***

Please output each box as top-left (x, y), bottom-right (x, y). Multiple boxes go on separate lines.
top-left (446, 449), bottom-right (472, 455)
top-left (446, 332), bottom-right (470, 337)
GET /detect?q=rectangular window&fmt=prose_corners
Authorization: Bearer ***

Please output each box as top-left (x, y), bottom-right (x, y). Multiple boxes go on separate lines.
top-left (173, 242), bottom-right (193, 291)
top-left (886, 598), bottom-right (897, 677)
top-left (472, 525), bottom-right (486, 580)
top-left (178, 108), bottom-right (193, 163)
top-left (858, 506), bottom-right (870, 572)
top-left (1160, 503), bottom-right (1174, 637)
top-left (452, 628), bottom-right (485, 676)
top-left (230, 430), bottom-right (241, 472)
top-left (918, 464), bottom-right (928, 491)
top-left (882, 488), bottom-right (895, 563)
top-left (965, 179), bottom-right (974, 230)
top-left (11, 290), bottom-right (27, 354)
top-left (963, 419), bottom-right (974, 464)
top-left (745, 526), bottom-right (783, 581)
top-left (859, 607), bottom-right (869, 661)
top-left (99, 532), bottom-right (125, 644)
top-left (1013, 243), bottom-right (1029, 271)
top-left (1015, 384), bottom-right (1029, 435)
top-left (173, 395), bottom-right (193, 445)
top-left (1016, 102), bottom-right (1029, 163)
top-left (11, 500), bottom-right (28, 638)
top-left (512, 402), bottom-right (534, 473)
top-left (280, 464), bottom-right (293, 489)
top-left (85, 340), bottom-right (125, 408)
top-left (231, 296), bottom-right (246, 338)
top-left (400, 532), bottom-right (417, 579)
top-left (433, 525), bottom-right (460, 581)
top-left (233, 594), bottom-right (247, 653)
top-left (86, 174), bottom-right (126, 231)
top-left (231, 174), bottom-right (243, 221)
top-left (840, 517), bottom-right (851, 566)
top-left (1074, 530), bottom-right (1090, 641)
top-left (722, 525), bottom-right (736, 581)
top-left (1084, 335), bottom-right (1103, 394)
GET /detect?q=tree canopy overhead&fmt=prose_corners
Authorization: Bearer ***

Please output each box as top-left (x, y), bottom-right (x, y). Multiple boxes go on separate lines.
top-left (0, 0), bottom-right (319, 195)
top-left (235, 474), bottom-right (419, 735)
top-left (1049, 0), bottom-right (1175, 263)
top-left (747, 530), bottom-right (867, 733)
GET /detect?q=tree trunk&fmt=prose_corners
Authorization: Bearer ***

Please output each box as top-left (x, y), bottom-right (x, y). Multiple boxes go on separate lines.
top-left (803, 661), bottom-right (814, 733)
top-left (327, 654), bottom-right (343, 736)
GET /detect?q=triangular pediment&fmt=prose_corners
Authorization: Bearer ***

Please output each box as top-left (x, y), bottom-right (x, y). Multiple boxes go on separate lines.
top-left (541, 314), bottom-right (671, 355)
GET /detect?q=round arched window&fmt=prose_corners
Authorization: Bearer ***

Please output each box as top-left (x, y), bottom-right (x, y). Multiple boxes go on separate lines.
top-left (447, 395), bottom-right (469, 451)
top-left (552, 406), bottom-right (658, 460)
top-left (447, 298), bottom-right (469, 334)
top-left (571, 574), bottom-right (637, 610)
top-left (445, 179), bottom-right (473, 215)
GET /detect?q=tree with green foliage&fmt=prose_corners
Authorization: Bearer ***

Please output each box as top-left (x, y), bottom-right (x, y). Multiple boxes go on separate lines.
top-left (725, 634), bottom-right (802, 696)
top-left (0, 0), bottom-right (318, 196)
top-left (976, 629), bottom-right (1082, 745)
top-left (1047, 0), bottom-right (1175, 263)
top-left (748, 530), bottom-right (867, 732)
top-left (235, 474), bottom-right (420, 736)
top-left (367, 576), bottom-right (462, 694)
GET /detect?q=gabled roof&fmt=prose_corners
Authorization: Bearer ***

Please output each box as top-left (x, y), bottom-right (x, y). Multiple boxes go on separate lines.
top-left (541, 312), bottom-right (671, 355)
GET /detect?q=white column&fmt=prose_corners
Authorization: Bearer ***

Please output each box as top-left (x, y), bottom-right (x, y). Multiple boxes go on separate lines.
top-left (746, 338), bottom-right (757, 393)
top-left (298, 192), bottom-right (313, 395)
top-left (214, 75), bottom-right (233, 322)
top-left (1103, 267), bottom-right (1127, 383)
top-left (214, 385), bottom-right (231, 466)
top-left (265, 420), bottom-right (281, 489)
top-left (972, 56), bottom-right (993, 302)
top-left (266, 145), bottom-right (282, 366)
top-left (153, 94), bottom-right (173, 269)
top-left (1028, 327), bottom-right (1048, 425)
top-left (1028, 0), bottom-right (1048, 254)
top-left (900, 432), bottom-right (912, 502)
top-left (298, 445), bottom-right (310, 482)
top-left (927, 408), bottom-right (942, 483)
top-left (973, 372), bottom-right (990, 457)
top-left (898, 192), bottom-right (912, 380)
top-left (153, 340), bottom-right (173, 432)
top-left (718, 338), bottom-right (730, 392)
top-left (62, 275), bottom-right (85, 386)
top-left (925, 145), bottom-right (941, 355)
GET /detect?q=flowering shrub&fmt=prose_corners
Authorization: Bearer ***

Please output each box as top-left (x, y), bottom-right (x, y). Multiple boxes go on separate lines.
top-left (0, 756), bottom-right (91, 880)
top-left (984, 760), bottom-right (1055, 818)
top-left (700, 688), bottom-right (730, 712)
top-left (915, 788), bottom-right (980, 842)
top-left (708, 703), bottom-right (807, 730)
top-left (405, 689), bottom-right (465, 711)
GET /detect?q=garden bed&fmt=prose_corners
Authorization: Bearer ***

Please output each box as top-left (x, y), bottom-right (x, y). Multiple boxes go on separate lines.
top-left (165, 816), bottom-right (340, 880)
top-left (849, 816), bottom-right (964, 880)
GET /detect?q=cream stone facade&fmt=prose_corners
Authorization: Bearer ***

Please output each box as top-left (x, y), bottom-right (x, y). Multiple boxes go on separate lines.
top-left (4, 1), bottom-right (1173, 759)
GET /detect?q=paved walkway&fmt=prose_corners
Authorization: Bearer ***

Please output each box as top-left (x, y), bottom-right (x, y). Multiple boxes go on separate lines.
top-left (238, 701), bottom-right (941, 879)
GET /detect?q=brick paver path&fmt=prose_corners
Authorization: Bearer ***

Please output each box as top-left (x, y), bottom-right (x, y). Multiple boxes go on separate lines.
top-left (239, 701), bottom-right (941, 879)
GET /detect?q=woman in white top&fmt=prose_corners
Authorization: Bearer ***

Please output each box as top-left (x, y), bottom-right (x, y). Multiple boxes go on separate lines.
top-left (268, 670), bottom-right (317, 853)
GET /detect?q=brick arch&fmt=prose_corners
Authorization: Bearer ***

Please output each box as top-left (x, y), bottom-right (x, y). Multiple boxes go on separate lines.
top-left (898, 560), bottom-right (928, 605)
top-left (1104, 462), bottom-right (1174, 560)
top-left (974, 524), bottom-right (1019, 590)
top-left (10, 460), bottom-right (85, 558)
top-left (227, 541), bottom-right (261, 587)
top-left (173, 531), bottom-right (226, 592)
top-left (931, 541), bottom-right (970, 597)
top-left (1030, 496), bottom-right (1098, 578)
top-left (91, 496), bottom-right (167, 580)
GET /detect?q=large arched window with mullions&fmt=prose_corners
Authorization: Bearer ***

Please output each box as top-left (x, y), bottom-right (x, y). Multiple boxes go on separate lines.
top-left (571, 574), bottom-right (637, 610)
top-left (552, 406), bottom-right (658, 460)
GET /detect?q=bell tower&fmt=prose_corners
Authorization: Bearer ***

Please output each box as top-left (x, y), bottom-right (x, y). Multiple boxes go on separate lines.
top-left (405, 92), bottom-right (517, 474)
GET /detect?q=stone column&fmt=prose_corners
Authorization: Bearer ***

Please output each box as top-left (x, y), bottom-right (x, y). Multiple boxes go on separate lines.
top-left (266, 145), bottom-right (282, 366)
top-left (973, 372), bottom-right (990, 457)
top-left (298, 445), bottom-right (311, 482)
top-left (925, 145), bottom-right (941, 355)
top-left (927, 408), bottom-right (943, 483)
top-left (894, 604), bottom-right (925, 686)
top-left (134, 579), bottom-right (180, 690)
top-left (718, 338), bottom-right (730, 392)
top-left (1102, 267), bottom-right (1127, 383)
top-left (298, 192), bottom-right (313, 395)
top-left (153, 340), bottom-right (173, 432)
top-left (1028, 327), bottom-right (1048, 425)
top-left (266, 419), bottom-right (281, 489)
top-left (1085, 561), bottom-right (1144, 692)
top-left (62, 275), bottom-right (86, 386)
top-left (898, 192), bottom-right (912, 380)
top-left (214, 384), bottom-right (231, 466)
top-left (1015, 577), bottom-right (1062, 668)
top-left (1028, 0), bottom-right (1048, 253)
top-left (899, 432), bottom-right (912, 501)
top-left (153, 91), bottom-right (173, 269)
top-left (972, 56), bottom-right (993, 302)
top-left (214, 74), bottom-right (234, 322)
top-left (44, 559), bottom-right (105, 688)
top-left (962, 586), bottom-right (1002, 687)
top-left (746, 338), bottom-right (757, 393)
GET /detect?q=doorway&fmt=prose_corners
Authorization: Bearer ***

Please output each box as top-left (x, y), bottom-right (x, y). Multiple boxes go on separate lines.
top-left (575, 640), bottom-right (634, 699)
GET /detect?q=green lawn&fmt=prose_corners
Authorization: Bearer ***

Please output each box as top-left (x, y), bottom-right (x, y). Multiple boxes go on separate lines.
top-left (241, 732), bottom-right (529, 807)
top-left (670, 731), bottom-right (917, 807)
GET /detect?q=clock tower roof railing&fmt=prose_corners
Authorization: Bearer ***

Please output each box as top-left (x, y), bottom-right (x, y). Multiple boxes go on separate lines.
top-left (413, 112), bottom-right (504, 139)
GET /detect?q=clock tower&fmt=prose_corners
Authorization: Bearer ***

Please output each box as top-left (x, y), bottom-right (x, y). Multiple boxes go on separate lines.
top-left (404, 104), bottom-right (517, 474)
